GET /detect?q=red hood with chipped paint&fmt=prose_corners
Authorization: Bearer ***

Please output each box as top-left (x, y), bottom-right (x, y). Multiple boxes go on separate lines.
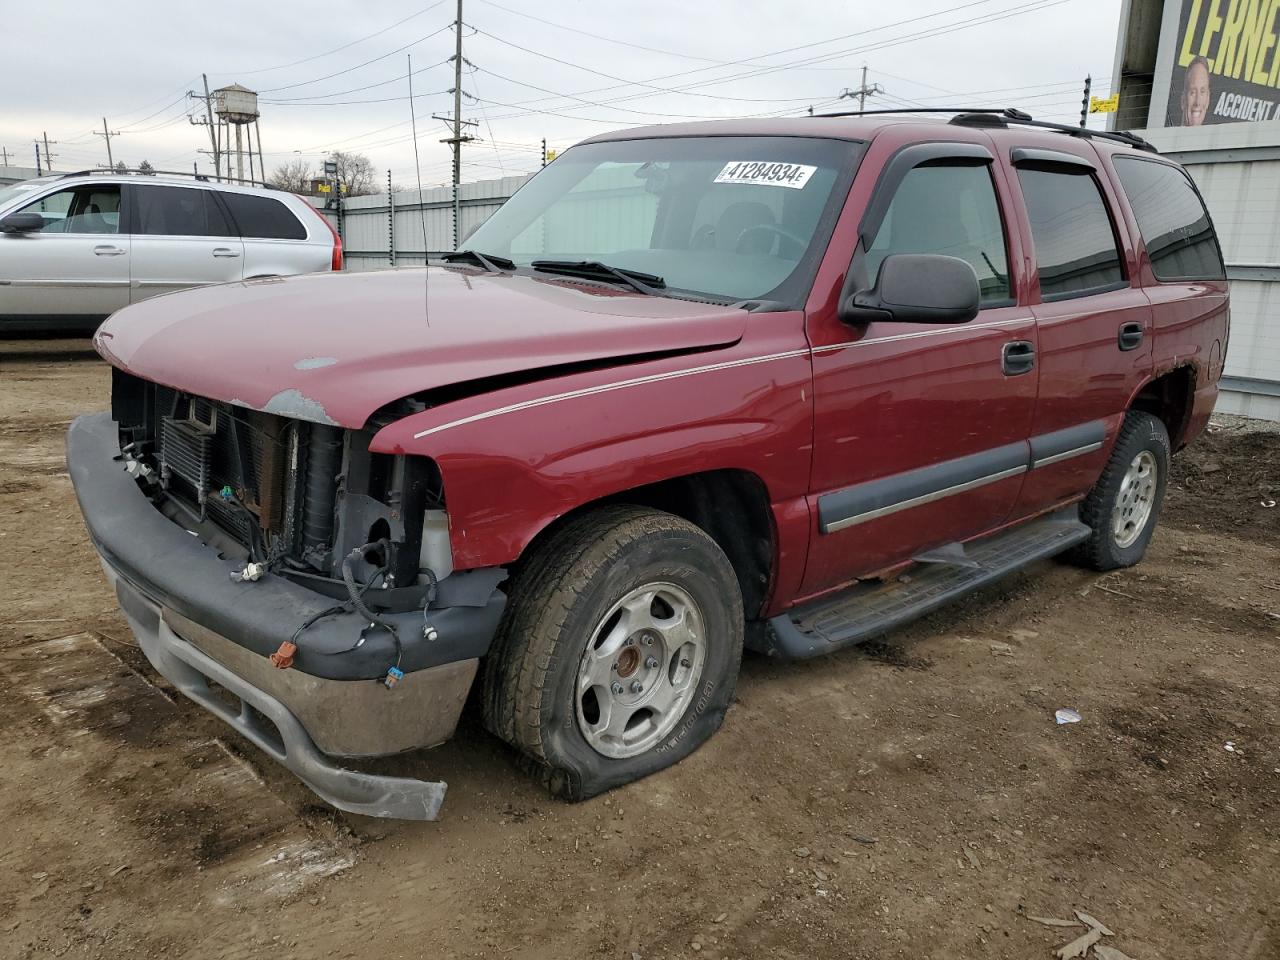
top-left (94, 267), bottom-right (748, 428)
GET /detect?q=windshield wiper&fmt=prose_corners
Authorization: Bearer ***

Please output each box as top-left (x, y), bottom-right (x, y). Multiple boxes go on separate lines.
top-left (440, 250), bottom-right (515, 273)
top-left (530, 260), bottom-right (666, 295)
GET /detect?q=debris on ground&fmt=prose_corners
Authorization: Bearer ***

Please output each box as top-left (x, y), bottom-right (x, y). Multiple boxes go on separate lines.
top-left (1026, 910), bottom-right (1127, 960)
top-left (1028, 916), bottom-right (1087, 928)
top-left (1092, 946), bottom-right (1137, 960)
top-left (1055, 708), bottom-right (1083, 725)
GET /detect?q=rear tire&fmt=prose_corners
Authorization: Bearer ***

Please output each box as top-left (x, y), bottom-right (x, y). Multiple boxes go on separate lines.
top-left (1071, 410), bottom-right (1170, 571)
top-left (482, 505), bottom-right (744, 801)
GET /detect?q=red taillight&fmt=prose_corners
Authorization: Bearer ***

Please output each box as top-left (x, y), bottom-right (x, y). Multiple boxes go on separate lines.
top-left (330, 229), bottom-right (343, 271)
top-left (303, 198), bottom-right (343, 271)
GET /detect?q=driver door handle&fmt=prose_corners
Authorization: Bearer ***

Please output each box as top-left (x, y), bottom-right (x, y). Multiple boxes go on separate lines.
top-left (212, 247), bottom-right (241, 258)
top-left (1002, 340), bottom-right (1036, 376)
top-left (1118, 321), bottom-right (1144, 351)
top-left (93, 245), bottom-right (125, 257)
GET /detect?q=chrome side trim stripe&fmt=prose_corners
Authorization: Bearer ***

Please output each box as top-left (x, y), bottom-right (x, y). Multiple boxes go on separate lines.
top-left (412, 319), bottom-right (1040, 440)
top-left (412, 347), bottom-right (813, 440)
top-left (810, 317), bottom-right (1034, 354)
top-left (824, 465), bottom-right (1028, 533)
top-left (1031, 441), bottom-right (1103, 469)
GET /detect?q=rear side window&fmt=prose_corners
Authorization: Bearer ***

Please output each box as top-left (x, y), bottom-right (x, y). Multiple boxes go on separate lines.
top-left (221, 193), bottom-right (307, 240)
top-left (866, 163), bottom-right (1011, 306)
top-left (1112, 157), bottom-right (1224, 281)
top-left (1016, 167), bottom-right (1125, 301)
top-left (134, 185), bottom-right (234, 237)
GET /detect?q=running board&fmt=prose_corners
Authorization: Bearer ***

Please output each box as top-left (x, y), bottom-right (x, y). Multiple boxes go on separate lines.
top-left (764, 509), bottom-right (1090, 660)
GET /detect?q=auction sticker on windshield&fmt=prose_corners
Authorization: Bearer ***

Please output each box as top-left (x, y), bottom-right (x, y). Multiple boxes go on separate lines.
top-left (714, 161), bottom-right (816, 189)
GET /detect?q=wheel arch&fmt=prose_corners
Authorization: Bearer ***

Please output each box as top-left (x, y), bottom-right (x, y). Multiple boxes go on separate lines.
top-left (1128, 363), bottom-right (1198, 450)
top-left (513, 469), bottom-right (777, 621)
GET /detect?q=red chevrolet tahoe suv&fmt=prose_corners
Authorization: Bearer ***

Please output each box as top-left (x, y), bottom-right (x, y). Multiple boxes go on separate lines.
top-left (68, 110), bottom-right (1230, 820)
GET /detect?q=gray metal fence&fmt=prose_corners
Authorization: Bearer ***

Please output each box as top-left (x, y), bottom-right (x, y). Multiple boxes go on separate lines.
top-left (308, 174), bottom-right (532, 272)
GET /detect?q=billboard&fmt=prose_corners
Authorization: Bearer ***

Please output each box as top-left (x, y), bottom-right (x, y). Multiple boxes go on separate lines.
top-left (1166, 0), bottom-right (1280, 126)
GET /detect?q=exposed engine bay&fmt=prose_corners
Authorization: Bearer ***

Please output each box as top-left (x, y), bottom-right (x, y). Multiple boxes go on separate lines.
top-left (108, 368), bottom-right (457, 627)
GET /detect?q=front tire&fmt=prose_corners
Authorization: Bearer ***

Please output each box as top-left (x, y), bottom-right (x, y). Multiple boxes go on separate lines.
top-left (482, 506), bottom-right (744, 801)
top-left (1072, 410), bottom-right (1170, 571)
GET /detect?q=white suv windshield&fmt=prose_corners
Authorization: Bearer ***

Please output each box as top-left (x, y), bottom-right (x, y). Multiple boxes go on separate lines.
top-left (464, 135), bottom-right (862, 303)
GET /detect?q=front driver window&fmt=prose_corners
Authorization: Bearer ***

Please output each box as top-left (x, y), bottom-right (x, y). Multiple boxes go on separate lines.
top-left (18, 185), bottom-right (121, 235)
top-left (866, 163), bottom-right (1011, 306)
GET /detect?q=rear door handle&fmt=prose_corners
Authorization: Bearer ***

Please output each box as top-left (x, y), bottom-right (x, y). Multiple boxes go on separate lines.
top-left (1002, 339), bottom-right (1036, 376)
top-left (1118, 321), bottom-right (1144, 351)
top-left (212, 247), bottom-right (241, 258)
top-left (93, 245), bottom-right (125, 257)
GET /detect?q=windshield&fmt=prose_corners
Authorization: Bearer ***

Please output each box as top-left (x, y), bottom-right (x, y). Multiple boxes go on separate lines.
top-left (0, 177), bottom-right (63, 210)
top-left (464, 135), bottom-right (863, 304)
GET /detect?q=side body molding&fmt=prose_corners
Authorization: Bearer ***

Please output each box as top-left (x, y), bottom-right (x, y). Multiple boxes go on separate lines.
top-left (817, 419), bottom-right (1109, 535)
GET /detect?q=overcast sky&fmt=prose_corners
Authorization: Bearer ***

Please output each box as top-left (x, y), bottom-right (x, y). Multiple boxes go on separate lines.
top-left (3, 0), bottom-right (1122, 187)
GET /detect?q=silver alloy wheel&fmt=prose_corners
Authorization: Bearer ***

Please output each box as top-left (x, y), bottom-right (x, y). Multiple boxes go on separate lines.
top-left (1111, 449), bottom-right (1158, 549)
top-left (575, 582), bottom-right (707, 759)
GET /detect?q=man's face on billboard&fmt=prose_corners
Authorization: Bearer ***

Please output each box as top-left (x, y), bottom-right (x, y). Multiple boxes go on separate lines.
top-left (1183, 61), bottom-right (1210, 126)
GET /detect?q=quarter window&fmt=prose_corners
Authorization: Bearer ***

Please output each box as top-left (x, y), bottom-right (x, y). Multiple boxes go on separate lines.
top-left (220, 193), bottom-right (307, 240)
top-left (17, 185), bottom-right (121, 234)
top-left (1112, 157), bottom-right (1224, 281)
top-left (866, 163), bottom-right (1011, 306)
top-left (1016, 167), bottom-right (1125, 300)
top-left (134, 185), bottom-right (234, 237)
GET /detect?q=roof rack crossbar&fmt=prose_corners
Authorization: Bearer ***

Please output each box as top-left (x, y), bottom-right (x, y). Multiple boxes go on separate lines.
top-left (809, 107), bottom-right (1157, 153)
top-left (55, 167), bottom-right (276, 188)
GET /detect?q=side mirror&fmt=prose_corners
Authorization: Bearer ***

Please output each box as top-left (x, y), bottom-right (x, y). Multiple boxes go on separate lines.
top-left (0, 212), bottom-right (45, 234)
top-left (839, 253), bottom-right (981, 325)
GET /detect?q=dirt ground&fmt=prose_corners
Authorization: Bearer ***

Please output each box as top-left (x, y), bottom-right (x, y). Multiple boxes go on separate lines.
top-left (2, 337), bottom-right (1279, 960)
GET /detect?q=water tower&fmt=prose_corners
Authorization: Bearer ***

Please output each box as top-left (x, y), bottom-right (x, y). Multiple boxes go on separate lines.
top-left (213, 83), bottom-right (263, 184)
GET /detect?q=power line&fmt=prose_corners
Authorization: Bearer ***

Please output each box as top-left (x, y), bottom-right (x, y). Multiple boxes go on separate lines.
top-left (470, 27), bottom-right (839, 104)
top-left (257, 23), bottom-right (455, 94)
top-left (471, 64), bottom-right (826, 119)
top-left (227, 0), bottom-right (451, 77)
top-left (468, 0), bottom-right (1013, 115)
top-left (475, 0), bottom-right (1076, 123)
top-left (259, 59), bottom-right (452, 103)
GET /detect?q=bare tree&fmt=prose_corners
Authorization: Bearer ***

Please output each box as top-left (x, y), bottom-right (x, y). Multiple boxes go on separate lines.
top-left (269, 159), bottom-right (314, 193)
top-left (138, 159), bottom-right (155, 176)
top-left (114, 160), bottom-right (127, 174)
top-left (330, 151), bottom-right (376, 197)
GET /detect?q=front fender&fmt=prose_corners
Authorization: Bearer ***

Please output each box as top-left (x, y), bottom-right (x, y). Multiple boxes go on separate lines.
top-left (369, 321), bottom-right (814, 572)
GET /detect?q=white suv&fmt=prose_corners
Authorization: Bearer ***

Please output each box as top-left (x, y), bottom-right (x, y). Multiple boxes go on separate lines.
top-left (0, 171), bottom-right (342, 332)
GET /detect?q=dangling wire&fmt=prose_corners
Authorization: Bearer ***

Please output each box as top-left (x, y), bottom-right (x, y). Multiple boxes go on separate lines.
top-left (408, 52), bottom-right (430, 324)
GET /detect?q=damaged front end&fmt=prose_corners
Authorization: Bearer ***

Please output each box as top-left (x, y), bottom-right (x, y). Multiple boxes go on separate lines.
top-left (111, 367), bottom-right (444, 597)
top-left (67, 370), bottom-right (507, 820)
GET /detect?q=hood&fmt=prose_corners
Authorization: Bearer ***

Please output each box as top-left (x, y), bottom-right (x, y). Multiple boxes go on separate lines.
top-left (95, 267), bottom-right (748, 428)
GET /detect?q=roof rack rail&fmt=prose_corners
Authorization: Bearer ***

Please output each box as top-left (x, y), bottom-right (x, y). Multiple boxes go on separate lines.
top-left (56, 167), bottom-right (277, 188)
top-left (810, 107), bottom-right (1157, 154)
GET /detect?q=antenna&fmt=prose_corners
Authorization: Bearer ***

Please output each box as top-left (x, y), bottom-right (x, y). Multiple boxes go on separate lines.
top-left (408, 53), bottom-right (429, 324)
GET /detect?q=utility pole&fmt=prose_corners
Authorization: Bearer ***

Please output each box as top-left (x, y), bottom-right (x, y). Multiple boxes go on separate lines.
top-left (94, 117), bottom-right (120, 168)
top-left (541, 137), bottom-right (547, 168)
top-left (1080, 74), bottom-right (1092, 128)
top-left (41, 132), bottom-right (56, 171)
top-left (433, 0), bottom-right (477, 249)
top-left (255, 118), bottom-right (265, 186)
top-left (0, 145), bottom-right (10, 167)
top-left (452, 0), bottom-right (463, 244)
top-left (839, 66), bottom-right (884, 114)
top-left (34, 142), bottom-right (41, 176)
top-left (191, 75), bottom-right (221, 180)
